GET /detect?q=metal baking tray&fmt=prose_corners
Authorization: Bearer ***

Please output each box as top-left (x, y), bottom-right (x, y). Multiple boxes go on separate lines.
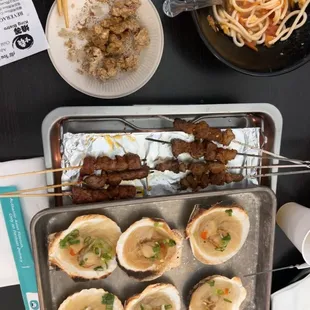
top-left (31, 187), bottom-right (277, 310)
top-left (41, 104), bottom-right (282, 206)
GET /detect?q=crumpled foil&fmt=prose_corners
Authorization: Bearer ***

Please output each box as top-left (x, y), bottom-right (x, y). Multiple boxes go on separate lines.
top-left (61, 128), bottom-right (260, 196)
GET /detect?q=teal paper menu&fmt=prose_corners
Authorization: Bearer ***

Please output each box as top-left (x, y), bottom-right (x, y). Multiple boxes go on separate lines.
top-left (0, 186), bottom-right (40, 310)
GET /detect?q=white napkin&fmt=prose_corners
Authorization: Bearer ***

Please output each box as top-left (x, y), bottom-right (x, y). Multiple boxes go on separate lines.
top-left (272, 273), bottom-right (310, 309)
top-left (0, 157), bottom-right (49, 287)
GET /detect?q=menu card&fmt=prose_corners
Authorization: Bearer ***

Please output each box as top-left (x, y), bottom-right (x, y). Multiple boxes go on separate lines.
top-left (0, 0), bottom-right (48, 67)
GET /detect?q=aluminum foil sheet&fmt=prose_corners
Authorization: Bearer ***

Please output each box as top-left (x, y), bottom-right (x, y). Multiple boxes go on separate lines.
top-left (61, 129), bottom-right (260, 195)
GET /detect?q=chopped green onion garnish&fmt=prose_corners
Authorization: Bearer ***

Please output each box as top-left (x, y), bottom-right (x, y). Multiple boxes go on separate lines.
top-left (94, 266), bottom-right (104, 271)
top-left (206, 280), bottom-right (215, 287)
top-left (165, 304), bottom-right (172, 310)
top-left (225, 209), bottom-right (233, 216)
top-left (224, 298), bottom-right (232, 303)
top-left (102, 293), bottom-right (114, 310)
top-left (216, 289), bottom-right (224, 296)
top-left (68, 239), bottom-right (80, 245)
top-left (79, 260), bottom-right (85, 266)
top-left (59, 229), bottom-right (80, 249)
top-left (163, 239), bottom-right (176, 247)
top-left (140, 305), bottom-right (145, 310)
top-left (154, 222), bottom-right (163, 227)
top-left (215, 233), bottom-right (231, 252)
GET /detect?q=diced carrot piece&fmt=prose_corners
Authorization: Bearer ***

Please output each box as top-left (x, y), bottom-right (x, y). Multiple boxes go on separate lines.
top-left (69, 248), bottom-right (76, 256)
top-left (245, 41), bottom-right (258, 52)
top-left (224, 288), bottom-right (229, 295)
top-left (200, 231), bottom-right (208, 240)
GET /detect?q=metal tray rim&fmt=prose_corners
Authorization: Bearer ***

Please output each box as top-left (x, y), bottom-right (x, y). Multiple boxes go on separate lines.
top-left (31, 186), bottom-right (277, 310)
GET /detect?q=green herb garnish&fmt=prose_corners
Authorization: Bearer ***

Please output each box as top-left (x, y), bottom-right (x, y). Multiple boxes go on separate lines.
top-left (140, 305), bottom-right (144, 310)
top-left (163, 239), bottom-right (176, 247)
top-left (225, 209), bottom-right (233, 216)
top-left (215, 233), bottom-right (231, 252)
top-left (154, 222), bottom-right (163, 228)
top-left (94, 266), bottom-right (104, 271)
top-left (216, 289), bottom-right (224, 296)
top-left (206, 280), bottom-right (215, 287)
top-left (224, 298), bottom-right (232, 303)
top-left (151, 242), bottom-right (161, 259)
top-left (79, 259), bottom-right (85, 266)
top-left (59, 229), bottom-right (80, 249)
top-left (102, 293), bottom-right (115, 310)
top-left (165, 305), bottom-right (172, 310)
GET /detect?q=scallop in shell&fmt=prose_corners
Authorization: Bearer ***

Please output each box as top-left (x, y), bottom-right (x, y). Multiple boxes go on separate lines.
top-left (49, 214), bottom-right (121, 279)
top-left (189, 275), bottom-right (247, 310)
top-left (125, 283), bottom-right (181, 310)
top-left (186, 204), bottom-right (250, 265)
top-left (116, 218), bottom-right (183, 281)
top-left (58, 288), bottom-right (123, 310)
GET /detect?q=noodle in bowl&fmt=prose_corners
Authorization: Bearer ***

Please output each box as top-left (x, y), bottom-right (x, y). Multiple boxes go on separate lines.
top-left (192, 0), bottom-right (310, 75)
top-left (212, 0), bottom-right (310, 50)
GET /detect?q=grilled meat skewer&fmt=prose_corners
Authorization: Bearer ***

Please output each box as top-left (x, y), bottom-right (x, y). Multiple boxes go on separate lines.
top-left (72, 185), bottom-right (137, 204)
top-left (80, 153), bottom-right (142, 176)
top-left (171, 139), bottom-right (237, 163)
top-left (155, 160), bottom-right (226, 175)
top-left (174, 118), bottom-right (235, 146)
top-left (180, 172), bottom-right (244, 191)
top-left (83, 166), bottom-right (150, 189)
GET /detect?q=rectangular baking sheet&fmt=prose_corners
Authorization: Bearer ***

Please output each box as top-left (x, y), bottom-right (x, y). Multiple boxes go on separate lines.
top-left (42, 104), bottom-right (282, 206)
top-left (31, 187), bottom-right (276, 310)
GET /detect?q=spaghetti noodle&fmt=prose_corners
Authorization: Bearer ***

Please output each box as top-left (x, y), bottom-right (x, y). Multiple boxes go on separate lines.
top-left (212, 0), bottom-right (310, 50)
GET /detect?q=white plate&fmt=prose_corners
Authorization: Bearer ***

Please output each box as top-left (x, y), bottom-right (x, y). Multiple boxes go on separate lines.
top-left (46, 0), bottom-right (164, 99)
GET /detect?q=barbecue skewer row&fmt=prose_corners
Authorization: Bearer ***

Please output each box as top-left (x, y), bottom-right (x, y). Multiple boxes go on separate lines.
top-left (162, 116), bottom-right (310, 168)
top-left (147, 138), bottom-right (237, 163)
top-left (155, 159), bottom-right (310, 175)
top-left (82, 165), bottom-right (150, 189)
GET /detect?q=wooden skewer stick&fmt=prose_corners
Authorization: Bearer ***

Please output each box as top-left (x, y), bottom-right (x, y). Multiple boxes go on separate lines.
top-left (3, 182), bottom-right (81, 195)
top-left (247, 169), bottom-right (310, 178)
top-left (57, 0), bottom-right (63, 15)
top-left (228, 164), bottom-right (310, 170)
top-left (0, 166), bottom-right (82, 180)
top-left (0, 192), bottom-right (72, 198)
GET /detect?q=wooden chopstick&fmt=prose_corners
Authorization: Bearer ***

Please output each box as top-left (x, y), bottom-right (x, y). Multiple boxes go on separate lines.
top-left (0, 166), bottom-right (82, 180)
top-left (57, 0), bottom-right (63, 15)
top-left (62, 0), bottom-right (69, 28)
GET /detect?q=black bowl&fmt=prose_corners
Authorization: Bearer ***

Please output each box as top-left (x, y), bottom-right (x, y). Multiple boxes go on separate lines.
top-left (192, 8), bottom-right (310, 76)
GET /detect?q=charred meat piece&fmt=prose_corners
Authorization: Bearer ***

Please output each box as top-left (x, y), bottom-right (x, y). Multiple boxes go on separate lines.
top-left (188, 162), bottom-right (209, 176)
top-left (83, 173), bottom-right (107, 189)
top-left (124, 153), bottom-right (142, 170)
top-left (83, 166), bottom-right (149, 187)
top-left (207, 162), bottom-right (226, 174)
top-left (80, 157), bottom-right (96, 176)
top-left (155, 159), bottom-right (187, 173)
top-left (173, 118), bottom-right (196, 134)
top-left (203, 141), bottom-right (218, 161)
top-left (215, 148), bottom-right (237, 164)
top-left (225, 173), bottom-right (244, 183)
top-left (222, 128), bottom-right (235, 146)
top-left (180, 173), bottom-right (210, 191)
top-left (171, 139), bottom-right (191, 157)
top-left (173, 119), bottom-right (235, 146)
top-left (209, 172), bottom-right (226, 186)
top-left (71, 185), bottom-right (137, 204)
